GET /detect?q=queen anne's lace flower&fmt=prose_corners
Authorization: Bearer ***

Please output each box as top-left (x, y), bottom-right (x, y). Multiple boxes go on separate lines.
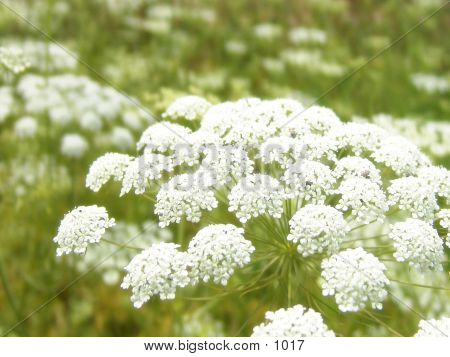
top-left (329, 123), bottom-right (387, 156)
top-left (188, 224), bottom-right (255, 285)
top-left (371, 136), bottom-right (430, 176)
top-left (228, 174), bottom-right (285, 223)
top-left (288, 204), bottom-right (350, 257)
top-left (388, 177), bottom-right (438, 221)
top-left (60, 133), bottom-right (89, 158)
top-left (86, 153), bottom-right (133, 192)
top-left (120, 152), bottom-right (174, 196)
top-left (417, 166), bottom-right (450, 200)
top-left (200, 145), bottom-right (254, 186)
top-left (295, 105), bottom-right (342, 135)
top-left (155, 172), bottom-right (218, 227)
top-left (389, 219), bottom-right (443, 271)
top-left (321, 248), bottom-right (389, 312)
top-left (137, 122), bottom-right (192, 151)
top-left (14, 116), bottom-right (38, 139)
top-left (162, 95), bottom-right (212, 121)
top-left (414, 317), bottom-right (450, 337)
top-left (336, 177), bottom-right (388, 223)
top-left (333, 156), bottom-right (382, 185)
top-left (259, 136), bottom-right (300, 168)
top-left (121, 243), bottom-right (192, 308)
top-left (437, 209), bottom-right (450, 248)
top-left (251, 305), bottom-right (335, 337)
top-left (53, 206), bottom-right (115, 256)
top-left (283, 160), bottom-right (336, 203)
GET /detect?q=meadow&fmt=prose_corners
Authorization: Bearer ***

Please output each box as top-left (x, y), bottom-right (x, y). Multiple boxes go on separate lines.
top-left (0, 0), bottom-right (449, 337)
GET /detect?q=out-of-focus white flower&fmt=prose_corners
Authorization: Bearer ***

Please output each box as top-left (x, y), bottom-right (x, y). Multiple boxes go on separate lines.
top-left (389, 219), bottom-right (443, 271)
top-left (414, 317), bottom-right (450, 337)
top-left (110, 126), bottom-right (134, 150)
top-left (188, 224), bottom-right (255, 285)
top-left (162, 95), bottom-right (212, 121)
top-left (86, 153), bottom-right (133, 192)
top-left (335, 177), bottom-right (388, 223)
top-left (251, 305), bottom-right (335, 337)
top-left (80, 111), bottom-right (102, 132)
top-left (253, 23), bottom-right (282, 40)
top-left (155, 171), bottom-right (218, 227)
top-left (228, 174), bottom-right (285, 223)
top-left (53, 205), bottom-right (115, 256)
top-left (321, 248), bottom-right (389, 312)
top-left (14, 116), bottom-right (38, 138)
top-left (0, 46), bottom-right (30, 74)
top-left (388, 177), bottom-right (438, 222)
top-left (288, 204), bottom-right (350, 256)
top-left (0, 87), bottom-right (14, 122)
top-left (411, 73), bottom-right (449, 94)
top-left (60, 133), bottom-right (89, 158)
top-left (224, 40), bottom-right (247, 57)
top-left (121, 243), bottom-right (192, 307)
top-left (288, 27), bottom-right (327, 45)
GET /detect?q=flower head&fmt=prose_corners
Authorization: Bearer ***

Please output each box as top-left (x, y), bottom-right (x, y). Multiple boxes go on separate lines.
top-left (251, 305), bottom-right (335, 337)
top-left (321, 248), bottom-right (389, 312)
top-left (53, 206), bottom-right (115, 256)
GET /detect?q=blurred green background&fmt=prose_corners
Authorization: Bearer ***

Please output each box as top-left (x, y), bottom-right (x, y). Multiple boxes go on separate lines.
top-left (0, 0), bottom-right (449, 336)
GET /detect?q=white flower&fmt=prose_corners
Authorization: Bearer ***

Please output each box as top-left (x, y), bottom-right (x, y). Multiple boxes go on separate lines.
top-left (201, 145), bottom-right (254, 186)
top-left (388, 177), bottom-right (438, 221)
top-left (80, 111), bottom-right (102, 132)
top-left (110, 126), bottom-right (134, 150)
top-left (417, 166), bottom-right (450, 201)
top-left (121, 243), bottom-right (192, 308)
top-left (329, 123), bottom-right (388, 156)
top-left (288, 27), bottom-right (327, 45)
top-left (251, 305), bottom-right (335, 337)
top-left (414, 317), bottom-right (450, 337)
top-left (228, 174), bottom-right (285, 223)
top-left (389, 219), bottom-right (443, 271)
top-left (121, 152), bottom-right (174, 196)
top-left (53, 206), bottom-right (115, 256)
top-left (188, 224), bottom-right (255, 285)
top-left (411, 73), bottom-right (449, 94)
top-left (371, 136), bottom-right (430, 175)
top-left (258, 136), bottom-right (302, 168)
top-left (437, 209), bottom-right (450, 248)
top-left (0, 46), bottom-right (30, 74)
top-left (333, 156), bottom-right (382, 185)
top-left (283, 160), bottom-right (336, 203)
top-left (137, 122), bottom-right (192, 151)
top-left (335, 177), bottom-right (388, 223)
top-left (321, 248), bottom-right (389, 312)
top-left (295, 105), bottom-right (342, 135)
top-left (288, 204), bottom-right (350, 257)
top-left (86, 153), bottom-right (133, 192)
top-left (60, 133), bottom-right (89, 158)
top-left (162, 95), bottom-right (212, 121)
top-left (155, 172), bottom-right (218, 227)
top-left (14, 116), bottom-right (38, 139)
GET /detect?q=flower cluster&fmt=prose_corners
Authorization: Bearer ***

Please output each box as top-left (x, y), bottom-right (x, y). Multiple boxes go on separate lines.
top-left (321, 248), bottom-right (389, 312)
top-left (251, 305), bottom-right (335, 337)
top-left (287, 204), bottom-right (349, 256)
top-left (53, 206), bottom-right (115, 256)
top-left (162, 95), bottom-right (212, 121)
top-left (414, 317), bottom-right (450, 337)
top-left (121, 224), bottom-right (255, 306)
top-left (389, 219), bottom-right (444, 271)
top-left (188, 224), bottom-right (255, 285)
